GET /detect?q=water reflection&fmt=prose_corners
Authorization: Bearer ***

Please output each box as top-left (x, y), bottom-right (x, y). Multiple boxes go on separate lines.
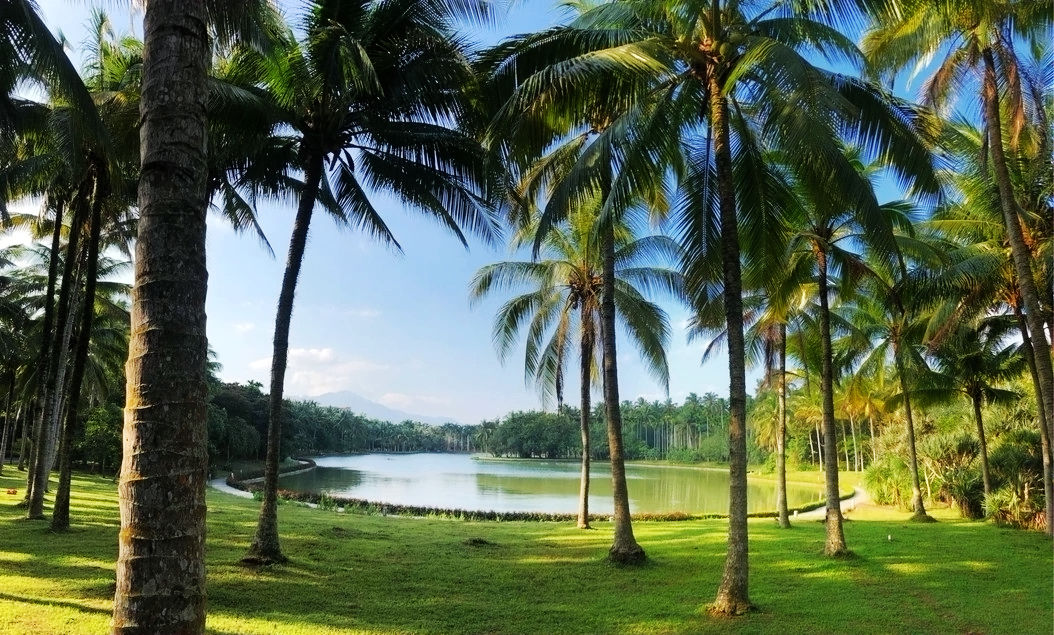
top-left (276, 453), bottom-right (823, 514)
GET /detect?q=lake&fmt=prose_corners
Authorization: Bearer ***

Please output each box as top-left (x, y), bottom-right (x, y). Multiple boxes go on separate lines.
top-left (277, 453), bottom-right (824, 514)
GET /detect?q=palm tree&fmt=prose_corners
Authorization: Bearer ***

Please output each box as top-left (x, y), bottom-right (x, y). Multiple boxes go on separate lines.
top-left (919, 316), bottom-right (1025, 500)
top-left (863, 0), bottom-right (1054, 447)
top-left (842, 245), bottom-right (942, 522)
top-left (471, 205), bottom-right (678, 529)
top-left (114, 0), bottom-right (280, 628)
top-left (239, 0), bottom-right (497, 565)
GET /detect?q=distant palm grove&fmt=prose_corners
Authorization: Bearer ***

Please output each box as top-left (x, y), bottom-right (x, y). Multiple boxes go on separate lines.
top-left (0, 0), bottom-right (1049, 632)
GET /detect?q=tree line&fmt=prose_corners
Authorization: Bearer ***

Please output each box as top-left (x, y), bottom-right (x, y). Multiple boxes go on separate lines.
top-left (0, 0), bottom-right (1048, 630)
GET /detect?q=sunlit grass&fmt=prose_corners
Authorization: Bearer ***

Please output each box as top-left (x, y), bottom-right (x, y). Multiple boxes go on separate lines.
top-left (0, 470), bottom-right (1049, 634)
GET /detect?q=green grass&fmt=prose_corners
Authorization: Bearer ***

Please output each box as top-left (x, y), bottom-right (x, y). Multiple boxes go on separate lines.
top-left (0, 471), bottom-right (1049, 634)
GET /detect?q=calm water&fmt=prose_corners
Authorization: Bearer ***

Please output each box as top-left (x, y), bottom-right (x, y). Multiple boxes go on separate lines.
top-left (278, 453), bottom-right (823, 514)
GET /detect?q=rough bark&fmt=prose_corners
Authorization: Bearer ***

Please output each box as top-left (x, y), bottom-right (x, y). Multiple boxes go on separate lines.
top-left (112, 1), bottom-right (210, 632)
top-left (776, 324), bottom-right (790, 528)
top-left (27, 191), bottom-right (86, 518)
top-left (577, 316), bottom-right (594, 530)
top-left (709, 75), bottom-right (751, 614)
top-left (600, 218), bottom-right (644, 564)
top-left (244, 152), bottom-right (324, 565)
top-left (815, 246), bottom-right (848, 555)
top-left (1016, 305), bottom-right (1054, 534)
top-left (982, 50), bottom-right (1054, 433)
top-left (53, 177), bottom-right (103, 531)
top-left (971, 394), bottom-right (992, 501)
top-left (894, 348), bottom-right (931, 522)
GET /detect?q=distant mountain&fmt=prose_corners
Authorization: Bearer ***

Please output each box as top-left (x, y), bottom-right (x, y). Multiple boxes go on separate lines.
top-left (294, 390), bottom-right (461, 426)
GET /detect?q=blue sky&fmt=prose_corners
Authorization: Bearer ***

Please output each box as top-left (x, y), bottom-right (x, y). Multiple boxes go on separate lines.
top-left (30, 0), bottom-right (933, 423)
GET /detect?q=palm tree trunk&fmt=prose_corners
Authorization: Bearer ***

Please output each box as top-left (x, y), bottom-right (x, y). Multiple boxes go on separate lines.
top-left (17, 402), bottom-right (31, 471)
top-left (843, 423), bottom-right (850, 472)
top-left (849, 413), bottom-right (860, 471)
top-left (112, 1), bottom-right (211, 631)
top-left (53, 177), bottom-right (103, 531)
top-left (893, 348), bottom-right (930, 521)
top-left (776, 324), bottom-right (790, 528)
top-left (709, 75), bottom-right (752, 614)
top-left (869, 418), bottom-right (877, 464)
top-left (982, 50), bottom-right (1054, 431)
top-left (814, 245), bottom-right (847, 555)
top-left (0, 374), bottom-right (13, 473)
top-left (1014, 304), bottom-right (1054, 534)
top-left (245, 151), bottom-right (324, 565)
top-left (27, 189), bottom-right (87, 519)
top-left (970, 393), bottom-right (992, 501)
top-left (577, 317), bottom-right (594, 530)
top-left (600, 217), bottom-right (644, 564)
top-left (20, 199), bottom-right (65, 486)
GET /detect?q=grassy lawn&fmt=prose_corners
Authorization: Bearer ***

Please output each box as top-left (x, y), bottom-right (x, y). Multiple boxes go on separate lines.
top-left (0, 471), bottom-right (1049, 634)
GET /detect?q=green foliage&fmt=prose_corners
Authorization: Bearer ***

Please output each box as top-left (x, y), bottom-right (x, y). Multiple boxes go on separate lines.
top-left (864, 454), bottom-right (912, 508)
top-left (77, 403), bottom-right (122, 474)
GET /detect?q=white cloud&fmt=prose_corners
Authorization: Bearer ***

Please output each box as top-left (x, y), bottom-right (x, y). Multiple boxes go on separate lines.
top-left (249, 347), bottom-right (390, 395)
top-left (233, 322), bottom-right (256, 333)
top-left (344, 308), bottom-right (381, 318)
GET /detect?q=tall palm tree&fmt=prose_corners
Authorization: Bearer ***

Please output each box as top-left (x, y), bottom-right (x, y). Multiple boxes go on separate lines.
top-left (239, 0), bottom-right (498, 565)
top-left (863, 0), bottom-right (1054, 446)
top-left (484, 0), bottom-right (938, 600)
top-left (471, 205), bottom-right (678, 529)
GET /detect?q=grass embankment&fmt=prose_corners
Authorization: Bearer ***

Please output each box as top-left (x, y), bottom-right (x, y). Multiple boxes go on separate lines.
top-left (0, 471), bottom-right (1049, 635)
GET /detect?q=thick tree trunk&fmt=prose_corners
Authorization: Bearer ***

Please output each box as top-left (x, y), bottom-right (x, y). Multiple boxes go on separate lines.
top-left (600, 218), bottom-right (644, 564)
top-left (1015, 305), bottom-right (1054, 534)
top-left (577, 317), bottom-right (594, 530)
top-left (244, 152), bottom-right (324, 565)
top-left (112, 1), bottom-right (211, 632)
top-left (815, 246), bottom-right (848, 555)
top-left (894, 348), bottom-right (930, 521)
top-left (776, 325), bottom-right (790, 528)
top-left (27, 191), bottom-right (87, 518)
top-left (982, 50), bottom-right (1054, 431)
top-left (53, 178), bottom-right (103, 531)
top-left (971, 394), bottom-right (992, 501)
top-left (709, 77), bottom-right (751, 614)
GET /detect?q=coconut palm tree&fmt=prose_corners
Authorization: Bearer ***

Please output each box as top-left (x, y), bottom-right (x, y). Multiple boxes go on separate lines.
top-left (471, 204), bottom-right (679, 529)
top-left (863, 0), bottom-right (1054, 443)
top-left (238, 0), bottom-right (498, 565)
top-left (916, 315), bottom-right (1025, 500)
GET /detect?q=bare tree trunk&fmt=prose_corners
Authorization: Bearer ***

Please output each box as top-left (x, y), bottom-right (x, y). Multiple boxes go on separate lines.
top-left (17, 402), bottom-right (31, 471)
top-left (0, 375), bottom-right (13, 473)
top-left (849, 413), bottom-right (860, 471)
top-left (982, 50), bottom-right (1054, 432)
top-left (971, 394), bottom-right (992, 501)
top-left (577, 317), bottom-right (594, 530)
top-left (600, 218), bottom-right (644, 564)
top-left (1015, 305), bottom-right (1054, 534)
top-left (843, 422), bottom-right (850, 473)
top-left (27, 190), bottom-right (87, 519)
top-left (53, 176), bottom-right (103, 531)
top-left (776, 324), bottom-right (789, 528)
top-left (894, 348), bottom-right (931, 521)
top-left (709, 74), bottom-right (752, 614)
top-left (113, 1), bottom-right (210, 631)
top-left (869, 418), bottom-right (877, 464)
top-left (815, 246), bottom-right (848, 555)
top-left (245, 152), bottom-right (324, 565)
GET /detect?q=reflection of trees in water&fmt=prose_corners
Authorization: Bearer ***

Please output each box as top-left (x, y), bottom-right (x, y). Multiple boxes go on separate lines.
top-left (281, 461), bottom-right (824, 514)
